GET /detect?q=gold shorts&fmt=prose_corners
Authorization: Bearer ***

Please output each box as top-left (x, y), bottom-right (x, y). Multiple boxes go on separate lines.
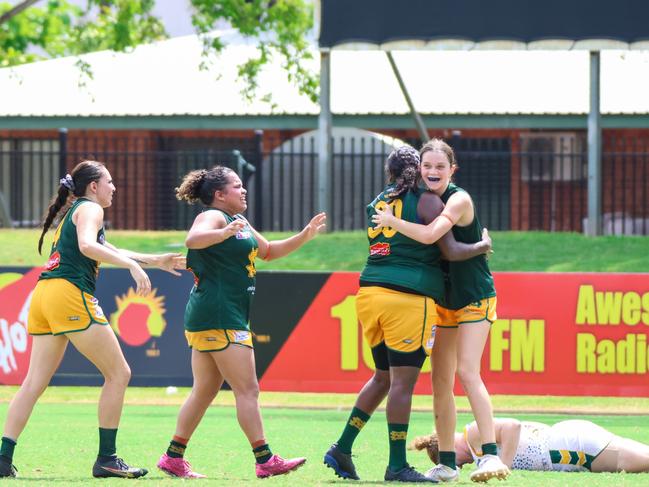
top-left (356, 286), bottom-right (437, 355)
top-left (185, 329), bottom-right (253, 352)
top-left (437, 297), bottom-right (497, 328)
top-left (28, 278), bottom-right (109, 335)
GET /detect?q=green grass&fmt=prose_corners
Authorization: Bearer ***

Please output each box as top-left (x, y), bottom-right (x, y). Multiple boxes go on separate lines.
top-left (1, 229), bottom-right (649, 272)
top-left (2, 396), bottom-right (648, 486)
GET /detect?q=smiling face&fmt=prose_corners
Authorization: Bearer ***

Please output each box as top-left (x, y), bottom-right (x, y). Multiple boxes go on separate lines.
top-left (420, 150), bottom-right (455, 195)
top-left (216, 172), bottom-right (247, 214)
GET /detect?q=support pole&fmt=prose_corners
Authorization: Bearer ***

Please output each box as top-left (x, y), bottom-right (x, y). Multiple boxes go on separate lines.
top-left (318, 49), bottom-right (333, 229)
top-left (386, 51), bottom-right (429, 144)
top-left (586, 51), bottom-right (602, 236)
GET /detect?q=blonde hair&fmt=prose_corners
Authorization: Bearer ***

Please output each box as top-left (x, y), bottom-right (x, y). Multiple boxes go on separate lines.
top-left (410, 433), bottom-right (440, 464)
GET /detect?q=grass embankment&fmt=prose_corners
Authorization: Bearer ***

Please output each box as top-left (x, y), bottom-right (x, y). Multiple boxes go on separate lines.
top-left (1, 229), bottom-right (648, 272)
top-left (0, 387), bottom-right (648, 415)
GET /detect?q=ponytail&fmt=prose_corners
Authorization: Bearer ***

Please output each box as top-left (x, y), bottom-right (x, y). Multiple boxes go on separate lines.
top-left (38, 185), bottom-right (71, 254)
top-left (176, 166), bottom-right (233, 205)
top-left (38, 161), bottom-right (105, 254)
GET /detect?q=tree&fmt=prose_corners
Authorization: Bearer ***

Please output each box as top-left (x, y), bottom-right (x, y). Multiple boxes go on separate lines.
top-left (0, 0), bottom-right (317, 103)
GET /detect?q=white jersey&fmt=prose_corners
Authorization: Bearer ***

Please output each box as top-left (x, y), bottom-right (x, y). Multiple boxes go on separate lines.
top-left (465, 419), bottom-right (613, 472)
top-left (465, 421), bottom-right (552, 471)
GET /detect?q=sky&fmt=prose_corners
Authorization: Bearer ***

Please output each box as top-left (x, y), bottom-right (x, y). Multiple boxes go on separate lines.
top-left (7, 0), bottom-right (196, 37)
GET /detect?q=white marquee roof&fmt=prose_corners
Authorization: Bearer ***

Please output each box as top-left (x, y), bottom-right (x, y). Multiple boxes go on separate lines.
top-left (1, 31), bottom-right (649, 117)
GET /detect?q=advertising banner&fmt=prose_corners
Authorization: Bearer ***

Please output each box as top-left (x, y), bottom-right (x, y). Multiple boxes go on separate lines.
top-left (0, 267), bottom-right (648, 396)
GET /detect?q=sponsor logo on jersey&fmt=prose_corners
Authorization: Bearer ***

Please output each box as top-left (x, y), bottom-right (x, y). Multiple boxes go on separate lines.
top-left (95, 305), bottom-right (105, 319)
top-left (67, 315), bottom-right (80, 321)
top-left (369, 242), bottom-right (391, 256)
top-left (45, 251), bottom-right (61, 271)
top-left (234, 331), bottom-right (250, 342)
top-left (98, 233), bottom-right (106, 245)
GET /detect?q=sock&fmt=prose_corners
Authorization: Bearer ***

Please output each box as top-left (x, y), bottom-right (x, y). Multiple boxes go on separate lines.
top-left (388, 423), bottom-right (408, 472)
top-left (439, 451), bottom-right (456, 469)
top-left (167, 436), bottom-right (188, 458)
top-left (252, 441), bottom-right (273, 464)
top-left (0, 437), bottom-right (16, 462)
top-left (336, 407), bottom-right (371, 454)
top-left (482, 443), bottom-right (498, 456)
top-left (98, 428), bottom-right (117, 458)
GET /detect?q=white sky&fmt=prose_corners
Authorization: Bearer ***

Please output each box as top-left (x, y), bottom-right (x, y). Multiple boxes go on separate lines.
top-left (7, 0), bottom-right (196, 37)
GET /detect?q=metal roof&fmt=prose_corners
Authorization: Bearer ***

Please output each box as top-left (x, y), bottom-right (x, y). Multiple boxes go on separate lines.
top-left (319, 0), bottom-right (649, 50)
top-left (1, 32), bottom-right (649, 119)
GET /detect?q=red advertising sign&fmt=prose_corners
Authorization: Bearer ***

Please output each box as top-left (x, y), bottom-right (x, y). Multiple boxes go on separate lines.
top-left (2, 267), bottom-right (648, 396)
top-left (260, 271), bottom-right (649, 397)
top-left (0, 268), bottom-right (41, 385)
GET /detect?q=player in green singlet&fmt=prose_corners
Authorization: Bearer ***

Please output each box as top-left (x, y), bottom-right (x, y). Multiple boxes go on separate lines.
top-left (373, 139), bottom-right (509, 483)
top-left (0, 160), bottom-right (185, 479)
top-left (324, 146), bottom-right (492, 483)
top-left (157, 166), bottom-right (326, 480)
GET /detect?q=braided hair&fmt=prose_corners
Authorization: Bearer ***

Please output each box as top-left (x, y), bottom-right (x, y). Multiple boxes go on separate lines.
top-left (385, 145), bottom-right (420, 200)
top-left (38, 160), bottom-right (105, 254)
top-left (176, 166), bottom-right (234, 205)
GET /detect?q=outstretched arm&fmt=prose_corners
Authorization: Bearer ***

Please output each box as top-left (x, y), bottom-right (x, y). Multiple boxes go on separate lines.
top-left (249, 212), bottom-right (326, 261)
top-left (104, 244), bottom-right (186, 276)
top-left (75, 203), bottom-right (151, 295)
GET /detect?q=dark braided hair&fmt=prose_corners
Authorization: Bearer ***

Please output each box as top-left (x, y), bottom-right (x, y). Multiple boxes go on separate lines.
top-left (38, 160), bottom-right (105, 255)
top-left (385, 145), bottom-right (420, 200)
top-left (176, 166), bottom-right (234, 205)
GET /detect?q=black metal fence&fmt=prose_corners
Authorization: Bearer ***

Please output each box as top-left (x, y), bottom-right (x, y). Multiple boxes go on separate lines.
top-left (1, 130), bottom-right (648, 235)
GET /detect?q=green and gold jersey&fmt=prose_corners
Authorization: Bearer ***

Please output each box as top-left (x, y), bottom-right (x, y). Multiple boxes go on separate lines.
top-left (360, 186), bottom-right (444, 300)
top-left (441, 183), bottom-right (496, 309)
top-left (184, 209), bottom-right (258, 332)
top-left (39, 198), bottom-right (104, 295)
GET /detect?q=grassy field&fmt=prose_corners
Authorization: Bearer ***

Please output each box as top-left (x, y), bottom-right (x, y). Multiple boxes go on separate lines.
top-left (0, 388), bottom-right (648, 485)
top-left (1, 228), bottom-right (649, 272)
top-left (1, 229), bottom-right (648, 485)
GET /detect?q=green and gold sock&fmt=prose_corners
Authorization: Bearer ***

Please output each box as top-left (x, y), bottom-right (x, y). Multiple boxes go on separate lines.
top-left (167, 436), bottom-right (188, 459)
top-left (388, 423), bottom-right (408, 472)
top-left (252, 443), bottom-right (273, 464)
top-left (336, 407), bottom-right (371, 454)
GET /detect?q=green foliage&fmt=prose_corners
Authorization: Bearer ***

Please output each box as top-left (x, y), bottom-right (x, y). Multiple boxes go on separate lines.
top-left (192, 0), bottom-right (316, 104)
top-left (0, 0), bottom-right (316, 103)
top-left (0, 0), bottom-right (166, 67)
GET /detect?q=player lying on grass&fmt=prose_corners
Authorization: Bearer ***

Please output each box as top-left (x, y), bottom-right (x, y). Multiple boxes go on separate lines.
top-left (412, 417), bottom-right (649, 477)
